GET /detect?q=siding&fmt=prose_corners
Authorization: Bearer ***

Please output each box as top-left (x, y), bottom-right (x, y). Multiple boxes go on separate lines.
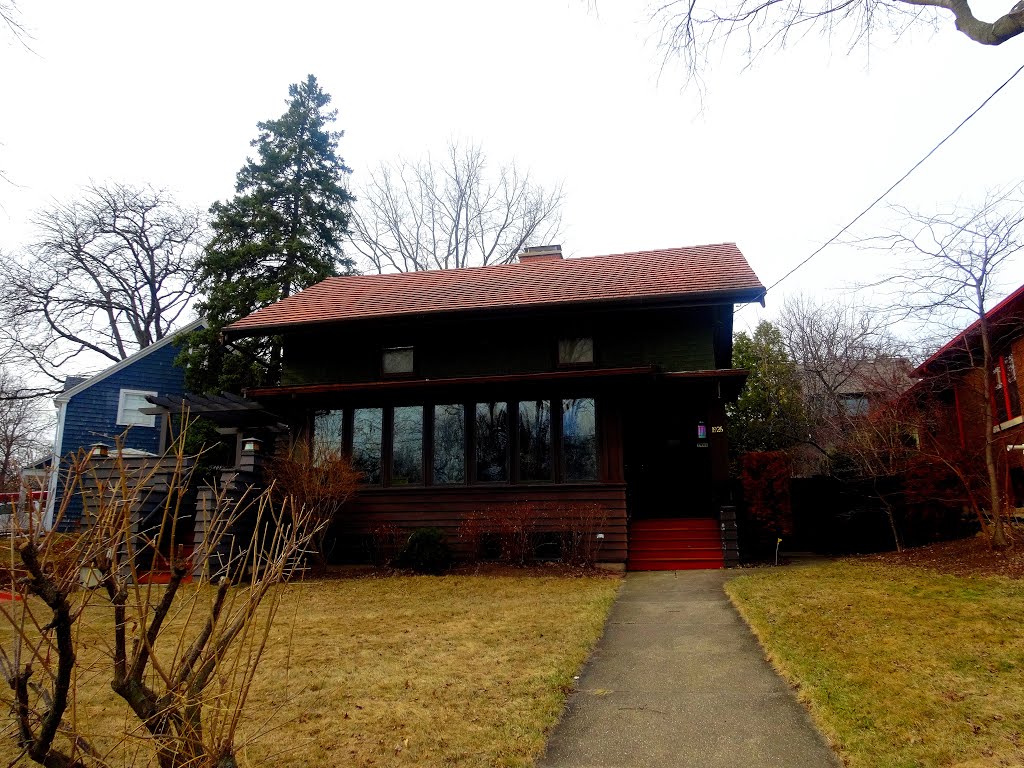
top-left (282, 306), bottom-right (717, 386)
top-left (55, 341), bottom-right (190, 528)
top-left (333, 483), bottom-right (628, 563)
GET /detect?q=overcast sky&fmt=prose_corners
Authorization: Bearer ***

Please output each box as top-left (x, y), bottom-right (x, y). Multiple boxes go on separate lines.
top-left (2, 0), bottom-right (1022, 354)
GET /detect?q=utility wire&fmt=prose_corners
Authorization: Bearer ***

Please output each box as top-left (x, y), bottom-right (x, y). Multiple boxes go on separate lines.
top-left (740, 60), bottom-right (1024, 313)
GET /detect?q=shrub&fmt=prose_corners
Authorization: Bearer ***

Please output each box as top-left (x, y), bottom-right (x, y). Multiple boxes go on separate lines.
top-left (395, 527), bottom-right (453, 574)
top-left (266, 438), bottom-right (361, 563)
top-left (367, 522), bottom-right (405, 567)
top-left (560, 503), bottom-right (608, 568)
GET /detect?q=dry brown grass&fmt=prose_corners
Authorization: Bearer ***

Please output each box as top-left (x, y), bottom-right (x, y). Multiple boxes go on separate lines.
top-left (0, 573), bottom-right (619, 767)
top-left (727, 561), bottom-right (1024, 768)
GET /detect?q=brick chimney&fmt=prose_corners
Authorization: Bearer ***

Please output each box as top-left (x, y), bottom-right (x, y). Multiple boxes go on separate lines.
top-left (518, 244), bottom-right (563, 262)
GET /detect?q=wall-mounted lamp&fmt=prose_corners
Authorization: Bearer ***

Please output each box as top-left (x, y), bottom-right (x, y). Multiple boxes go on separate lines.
top-left (1007, 445), bottom-right (1024, 452)
top-left (89, 443), bottom-right (110, 460)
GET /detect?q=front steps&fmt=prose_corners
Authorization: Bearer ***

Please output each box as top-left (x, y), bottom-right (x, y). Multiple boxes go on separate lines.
top-left (628, 518), bottom-right (723, 571)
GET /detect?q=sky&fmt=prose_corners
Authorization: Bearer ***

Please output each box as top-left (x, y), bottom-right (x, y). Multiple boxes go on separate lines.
top-left (1, 0), bottom-right (1023, 368)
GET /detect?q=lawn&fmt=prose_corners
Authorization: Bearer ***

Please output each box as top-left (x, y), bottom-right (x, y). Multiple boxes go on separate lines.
top-left (0, 573), bottom-right (620, 767)
top-left (727, 561), bottom-right (1024, 768)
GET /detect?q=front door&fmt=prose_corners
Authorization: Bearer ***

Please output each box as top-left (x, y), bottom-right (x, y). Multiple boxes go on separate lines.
top-left (624, 401), bottom-right (713, 520)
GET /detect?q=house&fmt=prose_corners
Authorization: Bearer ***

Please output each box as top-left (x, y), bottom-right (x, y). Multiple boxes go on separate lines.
top-left (226, 244), bottom-right (766, 570)
top-left (45, 319), bottom-right (205, 530)
top-left (912, 284), bottom-right (1024, 505)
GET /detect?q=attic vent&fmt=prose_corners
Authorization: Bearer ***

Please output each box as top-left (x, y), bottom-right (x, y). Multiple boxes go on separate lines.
top-left (518, 244), bottom-right (563, 262)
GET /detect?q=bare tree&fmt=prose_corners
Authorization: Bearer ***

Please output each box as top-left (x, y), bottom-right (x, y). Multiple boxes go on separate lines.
top-left (0, 182), bottom-right (204, 394)
top-left (0, 1), bottom-right (30, 47)
top-left (779, 295), bottom-right (910, 454)
top-left (870, 184), bottom-right (1024, 548)
top-left (0, 369), bottom-right (51, 491)
top-left (647, 0), bottom-right (1024, 80)
top-left (350, 140), bottom-right (565, 273)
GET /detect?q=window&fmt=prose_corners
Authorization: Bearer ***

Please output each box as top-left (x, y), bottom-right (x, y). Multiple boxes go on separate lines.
top-left (116, 389), bottom-right (158, 427)
top-left (475, 402), bottom-right (509, 482)
top-left (382, 346), bottom-right (415, 376)
top-left (351, 408), bottom-right (384, 484)
top-left (840, 395), bottom-right (870, 417)
top-left (314, 410), bottom-right (344, 454)
top-left (433, 404), bottom-right (466, 484)
top-left (993, 354), bottom-right (1022, 424)
top-left (558, 337), bottom-right (594, 366)
top-left (391, 406), bottom-right (424, 485)
top-left (562, 398), bottom-right (598, 481)
top-left (519, 400), bottom-right (552, 481)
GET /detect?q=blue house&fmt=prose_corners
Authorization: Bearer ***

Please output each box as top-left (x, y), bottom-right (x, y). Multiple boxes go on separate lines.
top-left (45, 319), bottom-right (205, 530)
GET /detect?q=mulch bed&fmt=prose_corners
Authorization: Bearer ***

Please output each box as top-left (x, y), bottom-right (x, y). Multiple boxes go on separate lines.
top-left (860, 534), bottom-right (1024, 579)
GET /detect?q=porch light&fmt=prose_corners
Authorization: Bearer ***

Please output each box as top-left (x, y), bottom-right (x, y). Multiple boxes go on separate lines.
top-left (697, 421), bottom-right (707, 440)
top-left (89, 443), bottom-right (110, 460)
top-left (241, 437), bottom-right (263, 454)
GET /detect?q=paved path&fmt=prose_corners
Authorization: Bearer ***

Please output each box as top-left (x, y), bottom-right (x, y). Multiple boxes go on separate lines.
top-left (539, 570), bottom-right (840, 768)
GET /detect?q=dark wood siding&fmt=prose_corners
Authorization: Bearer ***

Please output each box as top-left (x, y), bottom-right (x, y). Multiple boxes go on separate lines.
top-left (333, 483), bottom-right (628, 563)
top-left (282, 306), bottom-right (716, 387)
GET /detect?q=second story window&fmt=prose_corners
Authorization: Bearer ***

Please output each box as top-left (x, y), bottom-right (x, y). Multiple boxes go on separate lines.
top-left (994, 353), bottom-right (1021, 424)
top-left (382, 346), bottom-right (415, 376)
top-left (558, 337), bottom-right (593, 366)
top-left (116, 389), bottom-right (158, 427)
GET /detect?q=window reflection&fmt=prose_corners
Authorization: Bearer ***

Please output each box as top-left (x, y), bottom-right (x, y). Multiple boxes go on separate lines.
top-left (351, 408), bottom-right (383, 484)
top-left (433, 404), bottom-right (465, 484)
top-left (314, 410), bottom-right (344, 455)
top-left (558, 337), bottom-right (594, 365)
top-left (562, 398), bottom-right (597, 481)
top-left (392, 406), bottom-right (423, 485)
top-left (519, 400), bottom-right (552, 481)
top-left (475, 402), bottom-right (509, 482)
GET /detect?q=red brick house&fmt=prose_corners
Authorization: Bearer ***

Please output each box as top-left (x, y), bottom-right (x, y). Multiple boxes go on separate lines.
top-left (226, 244), bottom-right (766, 569)
top-left (912, 284), bottom-right (1024, 505)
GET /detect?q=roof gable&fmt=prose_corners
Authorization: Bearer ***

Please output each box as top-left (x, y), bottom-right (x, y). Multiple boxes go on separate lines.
top-left (914, 284), bottom-right (1024, 376)
top-left (227, 243), bottom-right (765, 336)
top-left (55, 319), bottom-right (206, 404)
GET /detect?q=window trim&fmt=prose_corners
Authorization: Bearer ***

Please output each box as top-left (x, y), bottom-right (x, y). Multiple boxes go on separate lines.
top-left (116, 389), bottom-right (158, 428)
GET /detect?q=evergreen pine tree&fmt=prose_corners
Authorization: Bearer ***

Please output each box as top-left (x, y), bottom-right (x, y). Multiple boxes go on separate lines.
top-left (182, 74), bottom-right (354, 393)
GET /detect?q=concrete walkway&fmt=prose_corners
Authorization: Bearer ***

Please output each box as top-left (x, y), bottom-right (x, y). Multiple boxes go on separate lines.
top-left (539, 570), bottom-right (840, 768)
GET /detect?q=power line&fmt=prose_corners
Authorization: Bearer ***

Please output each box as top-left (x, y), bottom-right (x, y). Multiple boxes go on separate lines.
top-left (740, 60), bottom-right (1024, 313)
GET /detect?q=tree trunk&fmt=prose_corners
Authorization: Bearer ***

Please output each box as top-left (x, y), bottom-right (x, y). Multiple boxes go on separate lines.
top-left (979, 308), bottom-right (1009, 548)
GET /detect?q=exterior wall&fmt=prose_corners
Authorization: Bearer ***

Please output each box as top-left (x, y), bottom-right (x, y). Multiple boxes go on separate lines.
top-left (333, 483), bottom-right (628, 563)
top-left (281, 306), bottom-right (719, 387)
top-left (54, 340), bottom-right (189, 528)
top-left (924, 333), bottom-right (1024, 505)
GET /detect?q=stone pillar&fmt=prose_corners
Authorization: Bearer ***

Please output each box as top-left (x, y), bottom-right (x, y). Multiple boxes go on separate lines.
top-left (719, 505), bottom-right (740, 567)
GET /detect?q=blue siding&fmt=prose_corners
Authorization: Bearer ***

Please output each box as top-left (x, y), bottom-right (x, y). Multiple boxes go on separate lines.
top-left (55, 340), bottom-right (190, 529)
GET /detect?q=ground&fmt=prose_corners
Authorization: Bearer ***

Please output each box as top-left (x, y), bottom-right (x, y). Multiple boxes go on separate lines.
top-left (0, 571), bottom-right (620, 768)
top-left (863, 533), bottom-right (1024, 579)
top-left (727, 555), bottom-right (1024, 768)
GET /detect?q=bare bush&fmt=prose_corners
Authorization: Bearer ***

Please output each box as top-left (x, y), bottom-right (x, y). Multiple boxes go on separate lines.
top-left (0, 426), bottom-right (324, 768)
top-left (265, 438), bottom-right (361, 564)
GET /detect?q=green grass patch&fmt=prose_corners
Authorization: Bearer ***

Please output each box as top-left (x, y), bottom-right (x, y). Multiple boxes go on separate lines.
top-left (726, 561), bottom-right (1024, 768)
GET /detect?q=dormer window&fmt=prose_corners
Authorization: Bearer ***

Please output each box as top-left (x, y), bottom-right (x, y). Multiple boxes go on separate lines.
top-left (558, 337), bottom-right (594, 366)
top-left (382, 346), bottom-right (415, 376)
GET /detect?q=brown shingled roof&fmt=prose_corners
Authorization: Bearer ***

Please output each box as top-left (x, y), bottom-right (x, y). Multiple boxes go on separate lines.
top-left (226, 243), bottom-right (765, 336)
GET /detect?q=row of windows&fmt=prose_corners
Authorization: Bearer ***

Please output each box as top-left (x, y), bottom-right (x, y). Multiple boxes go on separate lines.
top-left (315, 399), bottom-right (598, 486)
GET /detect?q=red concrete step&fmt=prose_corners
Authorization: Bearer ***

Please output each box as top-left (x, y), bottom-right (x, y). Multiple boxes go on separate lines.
top-left (628, 518), bottom-right (723, 571)
top-left (629, 540), bottom-right (723, 553)
top-left (630, 532), bottom-right (720, 544)
top-left (631, 518), bottom-right (719, 531)
top-left (629, 557), bottom-right (724, 571)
